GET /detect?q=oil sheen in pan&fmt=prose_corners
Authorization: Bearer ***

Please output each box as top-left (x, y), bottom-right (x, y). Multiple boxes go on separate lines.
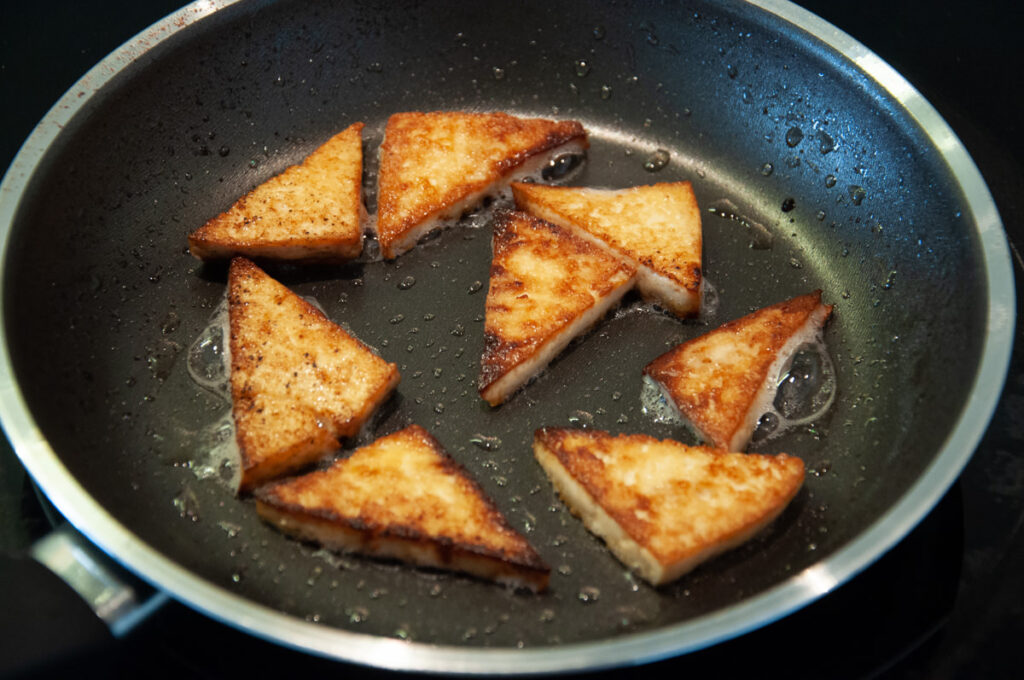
top-left (174, 121), bottom-right (841, 646)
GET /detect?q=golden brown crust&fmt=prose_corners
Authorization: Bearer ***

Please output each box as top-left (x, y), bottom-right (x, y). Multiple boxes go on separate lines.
top-left (479, 210), bottom-right (636, 405)
top-left (189, 122), bottom-right (365, 262)
top-left (644, 292), bottom-right (833, 450)
top-left (512, 181), bottom-right (703, 317)
top-left (228, 257), bottom-right (399, 492)
top-left (376, 111), bottom-right (587, 258)
top-left (255, 425), bottom-right (550, 591)
top-left (533, 428), bottom-right (804, 584)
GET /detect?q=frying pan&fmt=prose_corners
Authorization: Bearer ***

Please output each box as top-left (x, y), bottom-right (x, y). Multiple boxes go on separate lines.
top-left (0, 0), bottom-right (1014, 674)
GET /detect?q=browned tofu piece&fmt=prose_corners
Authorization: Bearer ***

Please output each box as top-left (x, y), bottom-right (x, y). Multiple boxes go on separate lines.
top-left (644, 292), bottom-right (833, 452)
top-left (533, 428), bottom-right (804, 586)
top-left (376, 111), bottom-right (588, 259)
top-left (189, 122), bottom-right (366, 262)
top-left (255, 425), bottom-right (550, 591)
top-left (512, 181), bottom-right (703, 318)
top-left (228, 257), bottom-right (399, 492)
top-left (479, 210), bottom-right (636, 406)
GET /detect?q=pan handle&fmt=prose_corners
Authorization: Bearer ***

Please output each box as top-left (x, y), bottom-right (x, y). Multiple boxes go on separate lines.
top-left (0, 524), bottom-right (168, 676)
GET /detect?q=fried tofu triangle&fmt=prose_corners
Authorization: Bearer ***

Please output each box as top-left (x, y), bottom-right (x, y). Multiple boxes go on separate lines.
top-left (228, 257), bottom-right (399, 493)
top-left (256, 425), bottom-right (551, 592)
top-left (533, 428), bottom-right (804, 586)
top-left (644, 291), bottom-right (833, 452)
top-left (512, 182), bottom-right (703, 318)
top-left (189, 122), bottom-right (366, 262)
top-left (376, 111), bottom-right (588, 259)
top-left (480, 210), bottom-right (637, 406)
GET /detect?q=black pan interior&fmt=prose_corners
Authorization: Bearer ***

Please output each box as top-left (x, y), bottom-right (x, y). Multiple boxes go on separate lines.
top-left (3, 0), bottom-right (984, 648)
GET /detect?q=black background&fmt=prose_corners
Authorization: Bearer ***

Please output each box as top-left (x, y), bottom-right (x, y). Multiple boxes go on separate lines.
top-left (1, 1), bottom-right (1022, 677)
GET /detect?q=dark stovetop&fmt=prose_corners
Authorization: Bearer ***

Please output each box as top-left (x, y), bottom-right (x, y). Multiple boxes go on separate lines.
top-left (1, 1), bottom-right (1022, 678)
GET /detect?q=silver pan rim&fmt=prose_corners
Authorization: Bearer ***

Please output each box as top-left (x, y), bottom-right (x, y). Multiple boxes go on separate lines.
top-left (0, 0), bottom-right (1014, 673)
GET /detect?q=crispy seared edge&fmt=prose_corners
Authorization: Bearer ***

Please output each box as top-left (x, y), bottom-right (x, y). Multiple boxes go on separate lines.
top-left (533, 427), bottom-right (805, 586)
top-left (511, 181), bottom-right (703, 317)
top-left (188, 122), bottom-right (366, 263)
top-left (479, 211), bottom-right (637, 405)
top-left (254, 426), bottom-right (550, 592)
top-left (228, 256), bottom-right (400, 492)
top-left (376, 112), bottom-right (588, 259)
top-left (643, 291), bottom-right (832, 451)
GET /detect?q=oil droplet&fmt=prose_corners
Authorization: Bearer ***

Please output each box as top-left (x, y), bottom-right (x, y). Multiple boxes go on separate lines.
top-left (568, 410), bottom-right (594, 428)
top-left (366, 61), bottom-right (383, 73)
top-left (539, 608), bottom-right (556, 622)
top-left (817, 130), bottom-right (835, 154)
top-left (147, 338), bottom-right (182, 382)
top-left (574, 59), bottom-right (591, 77)
top-left (726, 64), bottom-right (738, 79)
top-left (785, 126), bottom-right (804, 147)
top-left (346, 606), bottom-right (369, 623)
top-left (389, 314), bottom-right (405, 324)
top-left (469, 434), bottom-right (502, 451)
top-left (883, 270), bottom-right (897, 289)
top-left (816, 210), bottom-right (826, 221)
top-left (825, 174), bottom-right (837, 188)
top-left (592, 25), bottom-right (606, 39)
top-left (577, 586), bottom-right (601, 603)
top-left (643, 149), bottom-right (670, 172)
top-left (397, 276), bottom-right (416, 290)
top-left (600, 84), bottom-right (613, 100)
top-left (433, 402), bottom-right (445, 414)
top-left (492, 66), bottom-right (506, 80)
top-left (218, 145), bottom-right (230, 157)
top-left (811, 460), bottom-right (832, 477)
top-left (848, 185), bottom-right (866, 205)
top-left (788, 257), bottom-right (803, 269)
top-left (760, 162), bottom-right (774, 177)
top-left (557, 564), bottom-right (574, 576)
top-left (781, 197), bottom-right (796, 212)
top-left (467, 280), bottom-right (483, 294)
top-left (218, 521), bottom-right (242, 538)
top-left (173, 486), bottom-right (200, 522)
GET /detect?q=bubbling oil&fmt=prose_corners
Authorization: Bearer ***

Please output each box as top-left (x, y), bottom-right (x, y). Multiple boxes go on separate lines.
top-left (187, 297), bottom-right (231, 401)
top-left (751, 339), bottom-right (836, 444)
top-left (639, 337), bottom-right (836, 447)
top-left (186, 297), bottom-right (238, 489)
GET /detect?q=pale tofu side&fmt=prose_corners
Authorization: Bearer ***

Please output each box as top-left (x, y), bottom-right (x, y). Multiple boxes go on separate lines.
top-left (512, 181), bottom-right (703, 317)
top-left (228, 257), bottom-right (399, 492)
top-left (644, 291), bottom-right (833, 451)
top-left (376, 111), bottom-right (588, 259)
top-left (255, 425), bottom-right (550, 592)
top-left (189, 122), bottom-right (366, 262)
top-left (533, 428), bottom-right (805, 586)
top-left (480, 211), bottom-right (637, 406)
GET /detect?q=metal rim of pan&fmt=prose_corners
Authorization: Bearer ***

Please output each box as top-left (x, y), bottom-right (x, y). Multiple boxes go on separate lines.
top-left (0, 0), bottom-right (1014, 674)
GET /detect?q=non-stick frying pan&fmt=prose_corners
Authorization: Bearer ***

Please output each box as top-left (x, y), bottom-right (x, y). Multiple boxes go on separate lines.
top-left (0, 0), bottom-right (1014, 674)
